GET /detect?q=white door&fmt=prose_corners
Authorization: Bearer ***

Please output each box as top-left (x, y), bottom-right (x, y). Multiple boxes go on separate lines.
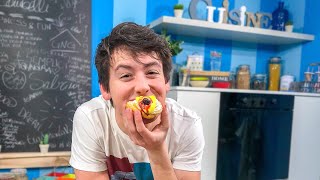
top-left (289, 96), bottom-right (320, 180)
top-left (168, 90), bottom-right (220, 180)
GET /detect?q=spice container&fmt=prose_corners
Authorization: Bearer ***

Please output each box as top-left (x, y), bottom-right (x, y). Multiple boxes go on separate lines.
top-left (280, 75), bottom-right (294, 91)
top-left (236, 65), bottom-right (250, 89)
top-left (252, 74), bottom-right (267, 90)
top-left (268, 57), bottom-right (282, 91)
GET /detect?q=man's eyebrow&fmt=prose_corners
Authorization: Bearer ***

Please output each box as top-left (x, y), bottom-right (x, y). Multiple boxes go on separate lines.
top-left (143, 61), bottom-right (161, 68)
top-left (115, 64), bottom-right (133, 71)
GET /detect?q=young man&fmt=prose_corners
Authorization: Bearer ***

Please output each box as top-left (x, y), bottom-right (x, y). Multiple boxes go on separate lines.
top-left (69, 22), bottom-right (205, 180)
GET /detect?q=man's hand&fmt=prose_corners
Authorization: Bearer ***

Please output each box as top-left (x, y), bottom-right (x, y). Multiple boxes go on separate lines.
top-left (124, 104), bottom-right (169, 151)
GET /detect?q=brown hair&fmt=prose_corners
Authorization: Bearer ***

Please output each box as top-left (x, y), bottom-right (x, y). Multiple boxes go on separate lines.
top-left (95, 22), bottom-right (172, 92)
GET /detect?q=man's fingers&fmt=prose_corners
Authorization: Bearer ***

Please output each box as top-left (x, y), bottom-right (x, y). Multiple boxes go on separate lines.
top-left (133, 110), bottom-right (152, 139)
top-left (125, 109), bottom-right (143, 144)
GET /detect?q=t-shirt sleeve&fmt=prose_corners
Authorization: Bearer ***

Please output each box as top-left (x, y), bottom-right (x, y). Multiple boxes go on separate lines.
top-left (69, 107), bottom-right (107, 172)
top-left (172, 117), bottom-right (205, 171)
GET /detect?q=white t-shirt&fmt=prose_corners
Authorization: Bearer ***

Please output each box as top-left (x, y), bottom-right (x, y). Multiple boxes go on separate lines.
top-left (70, 96), bottom-right (205, 179)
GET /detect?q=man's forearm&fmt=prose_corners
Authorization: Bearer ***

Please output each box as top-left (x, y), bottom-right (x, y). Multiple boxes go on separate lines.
top-left (147, 144), bottom-right (178, 180)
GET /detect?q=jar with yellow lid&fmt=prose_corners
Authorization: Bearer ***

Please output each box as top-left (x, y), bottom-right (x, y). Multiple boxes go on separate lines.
top-left (268, 57), bottom-right (282, 91)
top-left (236, 65), bottom-right (250, 89)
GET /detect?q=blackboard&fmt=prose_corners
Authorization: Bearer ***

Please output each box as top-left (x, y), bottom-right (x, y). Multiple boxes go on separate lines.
top-left (0, 0), bottom-right (91, 152)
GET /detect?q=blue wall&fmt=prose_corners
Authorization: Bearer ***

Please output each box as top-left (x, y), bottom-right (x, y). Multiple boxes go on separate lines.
top-left (90, 0), bottom-right (319, 98)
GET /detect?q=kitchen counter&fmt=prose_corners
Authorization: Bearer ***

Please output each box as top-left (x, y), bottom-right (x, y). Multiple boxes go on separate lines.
top-left (170, 86), bottom-right (320, 97)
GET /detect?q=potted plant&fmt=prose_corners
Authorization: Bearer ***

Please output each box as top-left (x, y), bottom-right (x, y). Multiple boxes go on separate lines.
top-left (39, 133), bottom-right (50, 153)
top-left (161, 29), bottom-right (183, 56)
top-left (285, 20), bottom-right (293, 32)
top-left (173, 4), bottom-right (184, 18)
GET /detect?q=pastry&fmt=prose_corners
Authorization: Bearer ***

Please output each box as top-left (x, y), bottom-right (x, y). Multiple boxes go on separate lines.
top-left (126, 95), bottom-right (162, 123)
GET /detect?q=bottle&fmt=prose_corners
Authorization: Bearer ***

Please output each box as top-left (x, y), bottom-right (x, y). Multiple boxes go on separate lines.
top-left (229, 71), bottom-right (236, 89)
top-left (236, 65), bottom-right (250, 89)
top-left (268, 57), bottom-right (282, 91)
top-left (272, 1), bottom-right (289, 31)
top-left (210, 51), bottom-right (222, 71)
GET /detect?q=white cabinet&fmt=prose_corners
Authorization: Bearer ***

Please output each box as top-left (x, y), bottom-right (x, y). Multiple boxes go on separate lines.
top-left (289, 96), bottom-right (320, 180)
top-left (167, 89), bottom-right (220, 180)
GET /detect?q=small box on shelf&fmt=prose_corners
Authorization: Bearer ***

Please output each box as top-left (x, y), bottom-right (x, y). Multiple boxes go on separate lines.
top-left (179, 70), bottom-right (230, 87)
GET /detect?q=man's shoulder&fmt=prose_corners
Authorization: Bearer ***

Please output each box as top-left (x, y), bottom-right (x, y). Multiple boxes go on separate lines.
top-left (78, 95), bottom-right (110, 113)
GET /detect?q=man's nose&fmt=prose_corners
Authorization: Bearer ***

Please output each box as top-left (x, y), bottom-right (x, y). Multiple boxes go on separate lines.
top-left (134, 74), bottom-right (150, 95)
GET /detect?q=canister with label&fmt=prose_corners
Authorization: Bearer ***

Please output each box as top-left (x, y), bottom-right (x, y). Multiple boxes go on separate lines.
top-left (236, 64), bottom-right (250, 89)
top-left (280, 75), bottom-right (294, 91)
top-left (268, 57), bottom-right (282, 91)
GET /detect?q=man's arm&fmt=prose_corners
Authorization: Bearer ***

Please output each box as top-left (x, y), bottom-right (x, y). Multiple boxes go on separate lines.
top-left (147, 143), bottom-right (201, 180)
top-left (174, 169), bottom-right (201, 180)
top-left (74, 169), bottom-right (110, 180)
top-left (125, 106), bottom-right (201, 180)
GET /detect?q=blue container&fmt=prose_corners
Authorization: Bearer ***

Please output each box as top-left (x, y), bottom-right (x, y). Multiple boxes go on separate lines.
top-left (272, 1), bottom-right (288, 31)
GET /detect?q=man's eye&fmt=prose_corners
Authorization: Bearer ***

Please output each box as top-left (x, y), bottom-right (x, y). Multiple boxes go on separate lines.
top-left (120, 74), bottom-right (132, 79)
top-left (147, 71), bottom-right (159, 75)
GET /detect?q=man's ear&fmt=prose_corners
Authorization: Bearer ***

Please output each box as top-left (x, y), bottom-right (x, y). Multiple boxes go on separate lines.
top-left (100, 84), bottom-right (111, 100)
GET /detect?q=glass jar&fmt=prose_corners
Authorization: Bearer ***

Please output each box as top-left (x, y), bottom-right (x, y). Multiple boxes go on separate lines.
top-left (252, 74), bottom-right (267, 90)
top-left (229, 71), bottom-right (236, 89)
top-left (268, 57), bottom-right (282, 91)
top-left (236, 65), bottom-right (250, 89)
top-left (210, 50), bottom-right (222, 71)
top-left (10, 169), bottom-right (28, 180)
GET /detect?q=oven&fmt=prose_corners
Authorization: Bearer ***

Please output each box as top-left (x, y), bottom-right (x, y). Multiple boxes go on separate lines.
top-left (216, 92), bottom-right (294, 180)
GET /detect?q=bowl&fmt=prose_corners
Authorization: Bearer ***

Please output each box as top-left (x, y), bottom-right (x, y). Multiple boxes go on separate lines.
top-left (189, 80), bottom-right (209, 87)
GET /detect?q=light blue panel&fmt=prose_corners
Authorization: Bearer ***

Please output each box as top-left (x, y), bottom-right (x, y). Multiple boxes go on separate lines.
top-left (178, 0), bottom-right (192, 19)
top-left (146, 0), bottom-right (177, 24)
top-left (230, 42), bottom-right (257, 73)
top-left (38, 167), bottom-right (74, 177)
top-left (256, 44), bottom-right (277, 74)
top-left (278, 45), bottom-right (302, 81)
top-left (283, 0), bottom-right (305, 33)
top-left (234, 0), bottom-right (260, 12)
top-left (300, 0), bottom-right (320, 80)
top-left (175, 35), bottom-right (206, 67)
top-left (204, 38), bottom-right (233, 71)
top-left (260, 0), bottom-right (277, 13)
top-left (113, 0), bottom-right (147, 26)
top-left (92, 0), bottom-right (113, 97)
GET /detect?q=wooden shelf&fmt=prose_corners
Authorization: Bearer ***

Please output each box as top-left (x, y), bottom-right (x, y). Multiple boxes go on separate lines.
top-left (149, 16), bottom-right (314, 45)
top-left (0, 151), bottom-right (71, 169)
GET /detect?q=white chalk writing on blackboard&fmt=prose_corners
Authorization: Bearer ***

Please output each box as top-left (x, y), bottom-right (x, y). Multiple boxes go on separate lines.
top-left (0, 0), bottom-right (50, 13)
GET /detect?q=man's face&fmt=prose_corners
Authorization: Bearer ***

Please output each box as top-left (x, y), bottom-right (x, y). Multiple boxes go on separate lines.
top-left (103, 49), bottom-right (170, 123)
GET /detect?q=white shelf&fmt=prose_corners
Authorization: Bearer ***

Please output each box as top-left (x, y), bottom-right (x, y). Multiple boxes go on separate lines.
top-left (149, 16), bottom-right (314, 45)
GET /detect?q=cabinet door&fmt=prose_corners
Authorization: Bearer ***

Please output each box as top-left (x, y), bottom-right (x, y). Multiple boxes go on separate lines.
top-left (289, 96), bottom-right (320, 180)
top-left (168, 90), bottom-right (220, 180)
